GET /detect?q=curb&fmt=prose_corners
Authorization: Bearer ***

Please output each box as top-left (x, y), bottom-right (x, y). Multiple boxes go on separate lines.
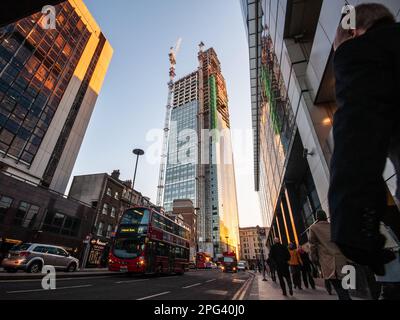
top-left (232, 272), bottom-right (255, 300)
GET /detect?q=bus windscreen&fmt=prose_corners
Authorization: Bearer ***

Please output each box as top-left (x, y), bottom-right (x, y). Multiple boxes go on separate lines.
top-left (113, 236), bottom-right (145, 259)
top-left (120, 208), bottom-right (150, 225)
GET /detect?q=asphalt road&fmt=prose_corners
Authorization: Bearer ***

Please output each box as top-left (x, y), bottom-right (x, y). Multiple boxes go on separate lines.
top-left (0, 270), bottom-right (251, 300)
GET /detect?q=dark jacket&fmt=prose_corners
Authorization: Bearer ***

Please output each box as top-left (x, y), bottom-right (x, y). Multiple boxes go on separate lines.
top-left (329, 22), bottom-right (400, 268)
top-left (298, 251), bottom-right (312, 272)
top-left (269, 243), bottom-right (290, 271)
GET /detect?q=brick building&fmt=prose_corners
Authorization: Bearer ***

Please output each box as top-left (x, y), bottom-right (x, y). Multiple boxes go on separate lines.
top-left (0, 170), bottom-right (96, 259)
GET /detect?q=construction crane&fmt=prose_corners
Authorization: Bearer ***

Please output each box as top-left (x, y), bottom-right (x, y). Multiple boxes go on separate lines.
top-left (156, 38), bottom-right (182, 207)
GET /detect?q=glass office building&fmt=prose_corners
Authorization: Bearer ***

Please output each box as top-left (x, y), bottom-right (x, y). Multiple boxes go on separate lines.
top-left (242, 0), bottom-right (400, 246)
top-left (163, 100), bottom-right (198, 212)
top-left (0, 0), bottom-right (113, 193)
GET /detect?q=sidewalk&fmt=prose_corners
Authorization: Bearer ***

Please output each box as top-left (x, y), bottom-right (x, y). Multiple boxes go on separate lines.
top-left (247, 272), bottom-right (339, 300)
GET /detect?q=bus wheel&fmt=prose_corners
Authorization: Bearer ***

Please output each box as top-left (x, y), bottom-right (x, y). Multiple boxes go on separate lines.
top-left (177, 266), bottom-right (185, 275)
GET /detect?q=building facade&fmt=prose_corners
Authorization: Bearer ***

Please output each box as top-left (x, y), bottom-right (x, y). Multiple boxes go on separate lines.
top-left (171, 199), bottom-right (197, 262)
top-left (162, 46), bottom-right (240, 258)
top-left (68, 170), bottom-right (154, 243)
top-left (241, 0), bottom-right (400, 248)
top-left (0, 170), bottom-right (96, 260)
top-left (239, 226), bottom-right (269, 267)
top-left (68, 170), bottom-right (155, 267)
top-left (0, 0), bottom-right (113, 194)
top-left (163, 72), bottom-right (198, 213)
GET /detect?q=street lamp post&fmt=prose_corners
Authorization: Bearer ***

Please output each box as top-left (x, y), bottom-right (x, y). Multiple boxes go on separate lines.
top-left (129, 148), bottom-right (145, 206)
top-left (225, 236), bottom-right (229, 252)
top-left (257, 226), bottom-right (268, 282)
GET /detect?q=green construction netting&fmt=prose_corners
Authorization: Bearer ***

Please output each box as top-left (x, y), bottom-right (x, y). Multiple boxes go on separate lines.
top-left (261, 65), bottom-right (282, 135)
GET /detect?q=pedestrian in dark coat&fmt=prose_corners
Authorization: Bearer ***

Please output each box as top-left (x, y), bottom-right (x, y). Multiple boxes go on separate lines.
top-left (267, 257), bottom-right (277, 282)
top-left (269, 238), bottom-right (293, 296)
top-left (298, 246), bottom-right (316, 290)
top-left (329, 3), bottom-right (399, 276)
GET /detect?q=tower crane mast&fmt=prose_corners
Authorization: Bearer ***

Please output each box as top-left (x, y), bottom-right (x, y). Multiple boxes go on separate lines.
top-left (156, 38), bottom-right (182, 207)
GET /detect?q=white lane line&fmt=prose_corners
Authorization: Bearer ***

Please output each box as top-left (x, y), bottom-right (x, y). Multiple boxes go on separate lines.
top-left (115, 279), bottom-right (149, 284)
top-left (7, 284), bottom-right (92, 294)
top-left (206, 279), bottom-right (217, 283)
top-left (182, 283), bottom-right (201, 289)
top-left (0, 276), bottom-right (113, 283)
top-left (136, 291), bottom-right (171, 300)
top-left (233, 279), bottom-right (246, 283)
top-left (205, 290), bottom-right (228, 296)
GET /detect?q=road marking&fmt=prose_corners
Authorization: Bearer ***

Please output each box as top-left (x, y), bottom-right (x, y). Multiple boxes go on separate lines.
top-left (205, 290), bottom-right (228, 296)
top-left (206, 279), bottom-right (217, 283)
top-left (233, 279), bottom-right (246, 283)
top-left (7, 284), bottom-right (92, 294)
top-left (232, 274), bottom-right (255, 301)
top-left (137, 291), bottom-right (171, 300)
top-left (115, 279), bottom-right (149, 284)
top-left (182, 283), bottom-right (201, 289)
top-left (0, 276), bottom-right (113, 283)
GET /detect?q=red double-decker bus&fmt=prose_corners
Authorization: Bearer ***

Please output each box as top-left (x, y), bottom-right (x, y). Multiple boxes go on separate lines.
top-left (108, 207), bottom-right (190, 275)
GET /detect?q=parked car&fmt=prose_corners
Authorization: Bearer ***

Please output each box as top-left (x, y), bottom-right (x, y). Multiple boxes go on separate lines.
top-left (188, 262), bottom-right (196, 269)
top-left (1, 243), bottom-right (80, 273)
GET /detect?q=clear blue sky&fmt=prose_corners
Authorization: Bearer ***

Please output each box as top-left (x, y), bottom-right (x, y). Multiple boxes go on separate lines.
top-left (69, 0), bottom-right (263, 228)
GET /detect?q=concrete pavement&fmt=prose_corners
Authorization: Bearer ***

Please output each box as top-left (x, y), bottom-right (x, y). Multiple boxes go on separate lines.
top-left (247, 271), bottom-right (339, 300)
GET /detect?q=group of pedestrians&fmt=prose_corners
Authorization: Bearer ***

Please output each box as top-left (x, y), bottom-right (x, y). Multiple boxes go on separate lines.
top-left (267, 210), bottom-right (351, 299)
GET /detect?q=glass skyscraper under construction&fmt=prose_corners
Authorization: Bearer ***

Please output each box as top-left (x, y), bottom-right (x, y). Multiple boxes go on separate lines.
top-left (162, 46), bottom-right (240, 258)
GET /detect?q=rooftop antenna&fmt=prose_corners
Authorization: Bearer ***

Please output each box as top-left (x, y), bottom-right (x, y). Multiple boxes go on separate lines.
top-left (157, 38), bottom-right (182, 207)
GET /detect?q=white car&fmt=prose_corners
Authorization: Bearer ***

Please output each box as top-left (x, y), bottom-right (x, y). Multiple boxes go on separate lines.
top-left (237, 261), bottom-right (248, 271)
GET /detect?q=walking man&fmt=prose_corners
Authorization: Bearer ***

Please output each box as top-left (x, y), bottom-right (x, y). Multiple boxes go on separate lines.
top-left (298, 246), bottom-right (316, 290)
top-left (269, 238), bottom-right (293, 296)
top-left (309, 210), bottom-right (351, 300)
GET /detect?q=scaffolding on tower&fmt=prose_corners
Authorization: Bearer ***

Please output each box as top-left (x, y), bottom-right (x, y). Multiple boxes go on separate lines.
top-left (156, 38), bottom-right (182, 207)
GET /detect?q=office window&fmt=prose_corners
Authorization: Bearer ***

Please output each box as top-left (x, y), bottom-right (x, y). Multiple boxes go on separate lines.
top-left (0, 195), bottom-right (13, 223)
top-left (102, 203), bottom-right (108, 215)
top-left (97, 222), bottom-right (104, 237)
top-left (42, 211), bottom-right (80, 236)
top-left (14, 201), bottom-right (40, 228)
top-left (0, 3), bottom-right (90, 164)
top-left (111, 206), bottom-right (116, 218)
top-left (106, 225), bottom-right (113, 238)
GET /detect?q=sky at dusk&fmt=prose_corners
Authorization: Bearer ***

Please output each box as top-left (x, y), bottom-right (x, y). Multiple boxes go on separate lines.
top-left (68, 0), bottom-right (263, 228)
